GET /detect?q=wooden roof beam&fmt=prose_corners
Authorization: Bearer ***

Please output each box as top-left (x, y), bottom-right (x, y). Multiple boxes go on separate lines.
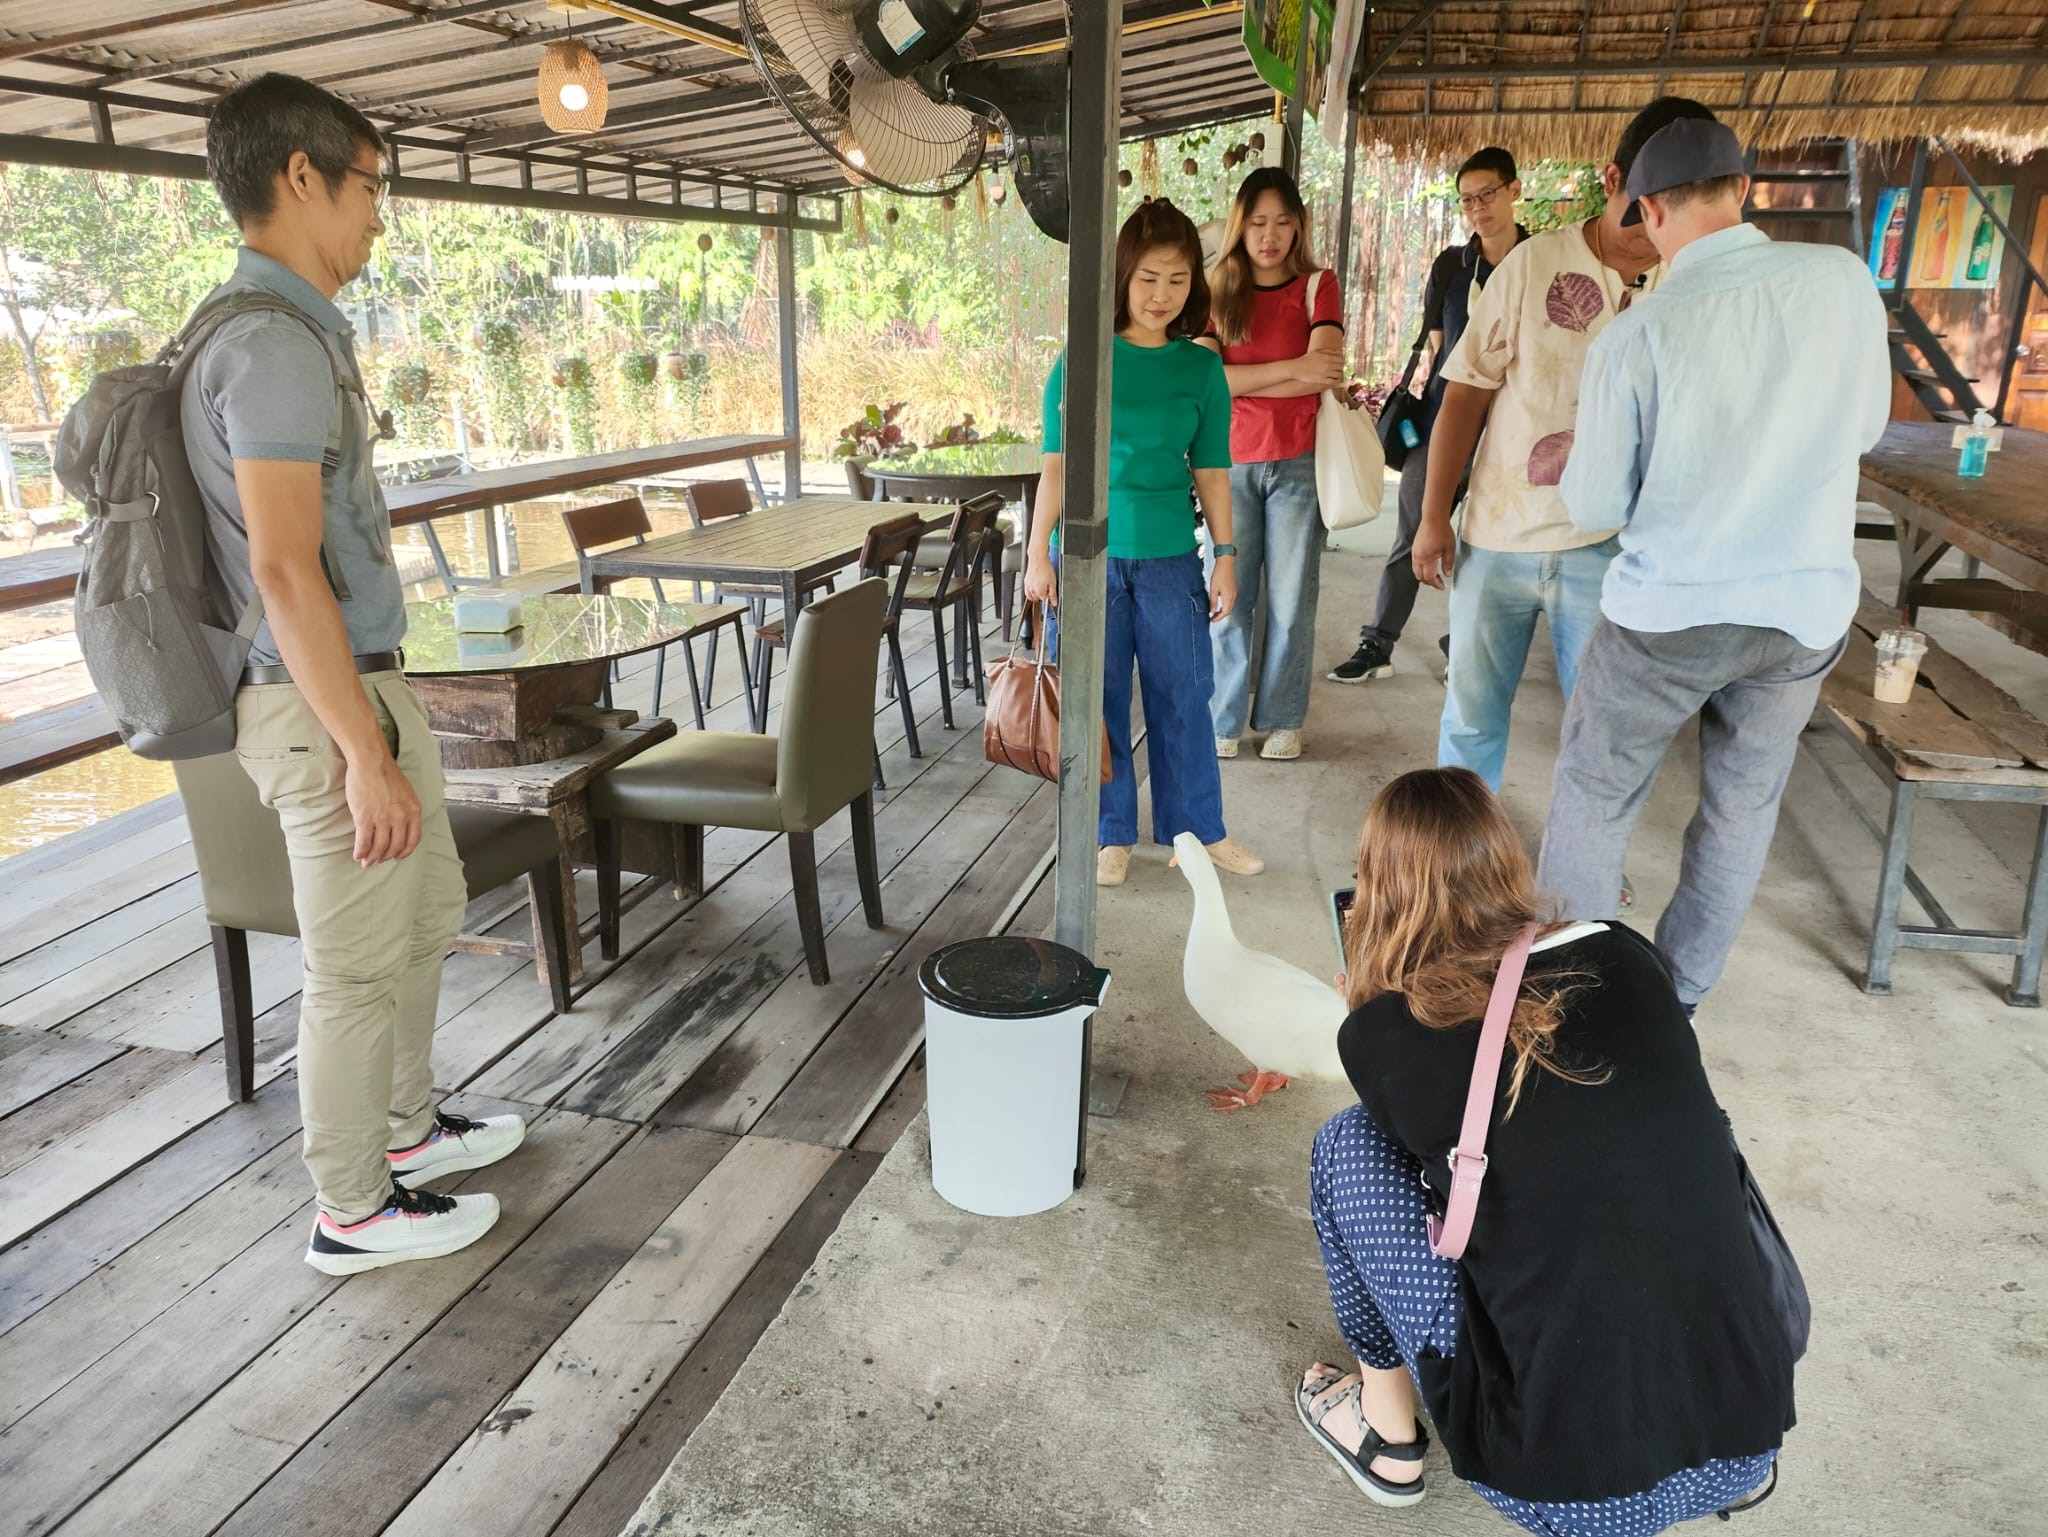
top-left (0, 0), bottom-right (295, 66)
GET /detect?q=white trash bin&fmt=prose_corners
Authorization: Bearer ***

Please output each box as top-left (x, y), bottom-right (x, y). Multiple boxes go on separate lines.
top-left (918, 935), bottom-right (1109, 1218)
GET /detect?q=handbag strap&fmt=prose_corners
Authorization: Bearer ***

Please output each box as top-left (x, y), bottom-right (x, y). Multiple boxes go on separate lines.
top-left (1427, 922), bottom-right (1540, 1261)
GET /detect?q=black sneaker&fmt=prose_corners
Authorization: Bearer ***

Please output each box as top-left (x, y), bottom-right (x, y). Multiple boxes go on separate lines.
top-left (1328, 633), bottom-right (1395, 684)
top-left (1438, 633), bottom-right (1451, 660)
top-left (305, 1180), bottom-right (500, 1276)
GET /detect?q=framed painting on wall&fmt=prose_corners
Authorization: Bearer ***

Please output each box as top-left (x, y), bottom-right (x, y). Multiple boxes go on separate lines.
top-left (1868, 185), bottom-right (2014, 291)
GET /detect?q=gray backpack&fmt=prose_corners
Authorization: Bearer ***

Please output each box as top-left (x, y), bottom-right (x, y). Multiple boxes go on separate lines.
top-left (54, 292), bottom-right (357, 760)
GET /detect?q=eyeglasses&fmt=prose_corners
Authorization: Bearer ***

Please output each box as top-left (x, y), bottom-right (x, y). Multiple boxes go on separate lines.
top-left (1458, 181), bottom-right (1511, 214)
top-left (342, 165), bottom-right (391, 212)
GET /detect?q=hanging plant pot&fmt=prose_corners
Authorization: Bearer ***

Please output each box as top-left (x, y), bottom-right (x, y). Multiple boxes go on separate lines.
top-left (551, 354), bottom-right (590, 390)
top-left (1182, 157), bottom-right (1198, 176)
top-left (1118, 168), bottom-right (1132, 188)
top-left (696, 232), bottom-right (714, 253)
top-left (1249, 131), bottom-right (1266, 153)
top-left (990, 178), bottom-right (1008, 206)
top-left (884, 204), bottom-right (900, 225)
top-left (388, 360), bottom-right (435, 406)
top-left (619, 352), bottom-right (658, 387)
top-left (661, 349), bottom-right (689, 382)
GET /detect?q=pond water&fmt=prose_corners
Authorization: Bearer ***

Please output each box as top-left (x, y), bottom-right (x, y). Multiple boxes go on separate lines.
top-left (0, 487), bottom-right (706, 861)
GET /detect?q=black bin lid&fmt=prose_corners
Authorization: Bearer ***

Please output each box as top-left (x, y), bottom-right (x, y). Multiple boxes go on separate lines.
top-left (918, 936), bottom-right (1106, 1020)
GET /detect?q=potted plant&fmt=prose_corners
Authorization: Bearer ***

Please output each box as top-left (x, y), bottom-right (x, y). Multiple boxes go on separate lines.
top-left (929, 412), bottom-right (981, 448)
top-left (833, 401), bottom-right (915, 464)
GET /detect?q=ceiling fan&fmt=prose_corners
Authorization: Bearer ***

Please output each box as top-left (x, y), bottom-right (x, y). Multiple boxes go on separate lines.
top-left (738, 0), bottom-right (1072, 242)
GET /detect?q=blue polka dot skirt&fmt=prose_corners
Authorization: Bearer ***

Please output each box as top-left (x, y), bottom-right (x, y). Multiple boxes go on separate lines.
top-left (1309, 1104), bottom-right (1779, 1536)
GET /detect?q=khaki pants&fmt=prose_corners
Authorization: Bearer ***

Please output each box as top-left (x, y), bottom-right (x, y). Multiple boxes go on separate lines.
top-left (236, 671), bottom-right (468, 1222)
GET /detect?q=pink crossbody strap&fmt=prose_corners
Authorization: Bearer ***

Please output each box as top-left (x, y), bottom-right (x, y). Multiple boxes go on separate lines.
top-left (1426, 923), bottom-right (1541, 1261)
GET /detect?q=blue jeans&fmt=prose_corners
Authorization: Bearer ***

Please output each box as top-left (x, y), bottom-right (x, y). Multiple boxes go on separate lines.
top-left (1048, 551), bottom-right (1227, 847)
top-left (1438, 537), bottom-right (1618, 791)
top-left (1210, 452), bottom-right (1323, 738)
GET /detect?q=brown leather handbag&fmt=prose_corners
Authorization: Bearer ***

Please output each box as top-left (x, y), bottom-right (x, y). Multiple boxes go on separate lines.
top-left (983, 606), bottom-right (1110, 785)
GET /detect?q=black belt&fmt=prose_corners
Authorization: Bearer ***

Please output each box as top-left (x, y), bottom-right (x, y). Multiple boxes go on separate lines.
top-left (240, 649), bottom-right (404, 687)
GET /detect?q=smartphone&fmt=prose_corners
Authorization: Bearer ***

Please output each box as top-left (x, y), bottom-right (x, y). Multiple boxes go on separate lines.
top-left (1330, 887), bottom-right (1355, 972)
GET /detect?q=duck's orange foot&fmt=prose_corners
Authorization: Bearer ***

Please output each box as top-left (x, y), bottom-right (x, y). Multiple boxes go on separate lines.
top-left (1203, 1069), bottom-right (1291, 1112)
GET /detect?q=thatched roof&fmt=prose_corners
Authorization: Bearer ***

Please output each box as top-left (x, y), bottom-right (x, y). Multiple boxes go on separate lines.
top-left (1354, 0), bottom-right (2048, 162)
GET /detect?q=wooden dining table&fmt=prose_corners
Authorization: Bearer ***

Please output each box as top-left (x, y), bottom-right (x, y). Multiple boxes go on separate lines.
top-left (404, 592), bottom-right (747, 985)
top-left (1861, 420), bottom-right (2048, 654)
top-left (582, 492), bottom-right (954, 626)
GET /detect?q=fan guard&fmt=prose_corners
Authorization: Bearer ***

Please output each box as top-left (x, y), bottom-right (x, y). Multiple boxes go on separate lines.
top-left (743, 0), bottom-right (986, 197)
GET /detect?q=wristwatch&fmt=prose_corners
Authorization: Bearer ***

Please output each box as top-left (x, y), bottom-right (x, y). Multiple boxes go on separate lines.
top-left (1211, 542), bottom-right (1238, 557)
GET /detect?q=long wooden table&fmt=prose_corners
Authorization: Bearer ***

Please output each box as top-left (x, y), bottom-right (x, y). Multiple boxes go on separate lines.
top-left (385, 433), bottom-right (794, 588)
top-left (1860, 420), bottom-right (2048, 653)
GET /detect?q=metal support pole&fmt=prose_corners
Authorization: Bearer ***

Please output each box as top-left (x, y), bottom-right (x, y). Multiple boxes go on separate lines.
top-left (1053, 0), bottom-right (1122, 959)
top-left (1284, 6), bottom-right (1311, 177)
top-left (774, 221), bottom-right (802, 499)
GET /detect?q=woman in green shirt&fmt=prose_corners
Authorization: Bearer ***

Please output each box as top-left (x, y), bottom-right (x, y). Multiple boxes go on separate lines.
top-left (1024, 199), bottom-right (1265, 888)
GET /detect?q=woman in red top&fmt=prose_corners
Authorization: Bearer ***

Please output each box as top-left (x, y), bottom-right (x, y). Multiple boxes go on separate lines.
top-left (1198, 168), bottom-right (1346, 763)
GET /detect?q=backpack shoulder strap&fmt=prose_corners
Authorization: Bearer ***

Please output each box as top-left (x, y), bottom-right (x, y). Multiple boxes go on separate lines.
top-left (168, 291), bottom-right (357, 402)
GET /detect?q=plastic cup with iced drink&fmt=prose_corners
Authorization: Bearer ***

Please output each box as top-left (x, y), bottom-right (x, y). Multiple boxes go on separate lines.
top-left (1873, 628), bottom-right (1928, 704)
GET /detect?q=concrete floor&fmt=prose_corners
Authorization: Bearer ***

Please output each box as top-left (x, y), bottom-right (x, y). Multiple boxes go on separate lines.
top-left (627, 509), bottom-right (2048, 1537)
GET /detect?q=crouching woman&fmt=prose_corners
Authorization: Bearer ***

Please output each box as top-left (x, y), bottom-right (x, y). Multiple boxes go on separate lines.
top-left (1299, 766), bottom-right (1796, 1533)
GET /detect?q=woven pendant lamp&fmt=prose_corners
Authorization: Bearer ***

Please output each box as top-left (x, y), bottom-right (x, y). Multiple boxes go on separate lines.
top-left (539, 38), bottom-right (607, 132)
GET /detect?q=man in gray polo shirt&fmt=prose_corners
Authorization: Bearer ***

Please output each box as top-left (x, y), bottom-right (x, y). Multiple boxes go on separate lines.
top-left (186, 73), bottom-right (523, 1274)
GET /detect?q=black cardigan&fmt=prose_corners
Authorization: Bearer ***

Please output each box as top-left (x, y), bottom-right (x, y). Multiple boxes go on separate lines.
top-left (1337, 923), bottom-right (1796, 1503)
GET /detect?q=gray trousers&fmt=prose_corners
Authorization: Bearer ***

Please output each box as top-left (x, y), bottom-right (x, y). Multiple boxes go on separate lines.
top-left (1536, 619), bottom-right (1845, 1005)
top-left (1363, 452), bottom-right (1428, 647)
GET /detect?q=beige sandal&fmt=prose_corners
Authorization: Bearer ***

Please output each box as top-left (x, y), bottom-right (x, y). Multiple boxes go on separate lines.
top-left (1096, 846), bottom-right (1132, 886)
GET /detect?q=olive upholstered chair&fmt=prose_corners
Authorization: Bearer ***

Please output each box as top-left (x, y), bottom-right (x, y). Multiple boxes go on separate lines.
top-left (173, 751), bottom-right (575, 1104)
top-left (589, 577), bottom-right (890, 987)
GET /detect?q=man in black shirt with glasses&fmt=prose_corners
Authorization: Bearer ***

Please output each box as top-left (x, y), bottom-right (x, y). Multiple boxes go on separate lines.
top-left (1329, 147), bottom-right (1528, 683)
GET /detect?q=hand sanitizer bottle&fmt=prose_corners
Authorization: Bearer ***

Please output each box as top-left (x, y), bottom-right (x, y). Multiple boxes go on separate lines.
top-left (1959, 409), bottom-right (1994, 479)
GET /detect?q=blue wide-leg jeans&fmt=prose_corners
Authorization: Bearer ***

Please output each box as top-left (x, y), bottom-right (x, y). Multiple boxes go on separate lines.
top-left (1049, 550), bottom-right (1227, 848)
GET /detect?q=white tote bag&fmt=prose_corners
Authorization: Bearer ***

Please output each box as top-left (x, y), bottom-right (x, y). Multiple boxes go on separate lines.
top-left (1305, 269), bottom-right (1384, 531)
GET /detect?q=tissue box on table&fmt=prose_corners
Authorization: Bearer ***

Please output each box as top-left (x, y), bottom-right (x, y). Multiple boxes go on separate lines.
top-left (452, 588), bottom-right (524, 633)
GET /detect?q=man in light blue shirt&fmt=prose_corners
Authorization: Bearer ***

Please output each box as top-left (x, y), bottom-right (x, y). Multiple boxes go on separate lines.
top-left (1536, 115), bottom-right (1890, 1013)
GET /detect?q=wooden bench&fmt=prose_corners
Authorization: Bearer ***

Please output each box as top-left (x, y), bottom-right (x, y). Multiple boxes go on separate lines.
top-left (0, 695), bottom-right (118, 786)
top-left (1808, 594), bottom-right (2048, 1005)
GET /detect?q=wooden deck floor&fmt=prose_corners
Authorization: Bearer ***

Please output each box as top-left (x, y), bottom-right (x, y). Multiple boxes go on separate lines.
top-left (0, 603), bottom-right (1054, 1537)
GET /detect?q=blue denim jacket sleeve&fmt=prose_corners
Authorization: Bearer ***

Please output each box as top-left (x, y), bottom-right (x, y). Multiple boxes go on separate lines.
top-left (1561, 322), bottom-right (1646, 533)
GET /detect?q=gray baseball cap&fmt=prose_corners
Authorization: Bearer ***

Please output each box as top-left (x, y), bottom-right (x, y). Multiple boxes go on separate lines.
top-left (1620, 117), bottom-right (1747, 226)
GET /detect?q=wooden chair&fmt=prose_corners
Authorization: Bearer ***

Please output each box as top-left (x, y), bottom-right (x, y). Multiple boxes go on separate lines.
top-left (858, 512), bottom-right (932, 764)
top-left (591, 581), bottom-right (890, 986)
top-left (852, 457), bottom-right (1021, 651)
top-left (682, 478), bottom-right (793, 725)
top-left (901, 492), bottom-right (1003, 730)
top-left (559, 495), bottom-right (749, 727)
top-left (687, 477), bottom-right (849, 732)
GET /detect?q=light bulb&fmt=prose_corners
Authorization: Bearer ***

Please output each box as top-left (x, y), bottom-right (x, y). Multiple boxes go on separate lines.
top-left (559, 81), bottom-right (590, 111)
top-left (847, 144), bottom-right (867, 169)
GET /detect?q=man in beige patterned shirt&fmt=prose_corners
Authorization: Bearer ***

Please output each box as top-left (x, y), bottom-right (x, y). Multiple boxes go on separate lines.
top-left (1411, 99), bottom-right (1715, 791)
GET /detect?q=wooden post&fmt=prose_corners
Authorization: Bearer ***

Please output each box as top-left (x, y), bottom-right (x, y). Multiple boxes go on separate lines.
top-left (1284, 7), bottom-right (1311, 178)
top-left (775, 219), bottom-right (802, 499)
top-left (1053, 0), bottom-right (1121, 960)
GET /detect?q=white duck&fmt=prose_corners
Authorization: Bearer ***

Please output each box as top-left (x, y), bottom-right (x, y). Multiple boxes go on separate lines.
top-left (1173, 832), bottom-right (1349, 1087)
